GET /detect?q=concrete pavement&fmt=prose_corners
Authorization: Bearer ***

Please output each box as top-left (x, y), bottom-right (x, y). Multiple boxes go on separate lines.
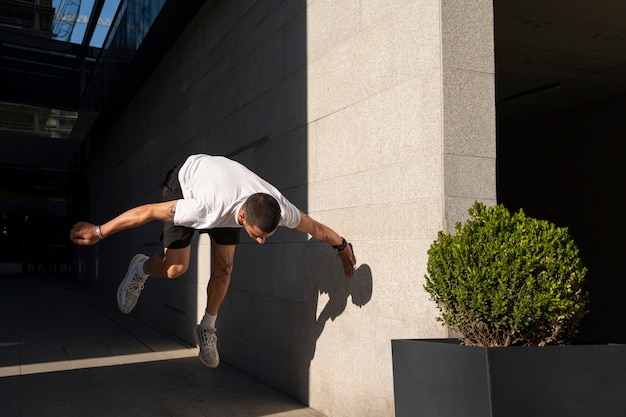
top-left (0, 275), bottom-right (325, 417)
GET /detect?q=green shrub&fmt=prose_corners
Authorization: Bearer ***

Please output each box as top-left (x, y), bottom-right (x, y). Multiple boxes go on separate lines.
top-left (424, 201), bottom-right (588, 347)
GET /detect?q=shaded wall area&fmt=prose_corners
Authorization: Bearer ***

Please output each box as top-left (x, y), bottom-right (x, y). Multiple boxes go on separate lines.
top-left (78, 0), bottom-right (313, 405)
top-left (497, 94), bottom-right (626, 344)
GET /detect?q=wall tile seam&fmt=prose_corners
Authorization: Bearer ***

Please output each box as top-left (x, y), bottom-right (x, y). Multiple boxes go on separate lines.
top-left (157, 70), bottom-right (296, 134)
top-left (266, 118), bottom-right (308, 143)
top-left (90, 172), bottom-right (160, 204)
top-left (435, 0), bottom-right (447, 242)
top-left (306, 38), bottom-right (363, 70)
top-left (443, 193), bottom-right (496, 201)
top-left (307, 0), bottom-right (431, 68)
top-left (150, 13), bottom-right (308, 127)
top-left (211, 70), bottom-right (309, 135)
top-left (312, 237), bottom-right (441, 247)
top-left (306, 182), bottom-right (437, 197)
top-left (191, 34), bottom-right (276, 89)
top-left (306, 70), bottom-right (432, 127)
top-left (443, 66), bottom-right (495, 76)
top-left (239, 0), bottom-right (307, 51)
top-left (304, 162), bottom-right (445, 190)
top-left (443, 152), bottom-right (496, 160)
top-left (305, 5), bottom-right (364, 67)
top-left (177, 66), bottom-right (308, 140)
top-left (177, 1), bottom-right (286, 79)
top-left (231, 287), bottom-right (310, 304)
top-left (179, 2), bottom-right (307, 95)
top-left (305, 198), bottom-right (443, 217)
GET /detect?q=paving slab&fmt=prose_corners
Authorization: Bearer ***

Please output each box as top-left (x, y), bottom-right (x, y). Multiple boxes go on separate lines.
top-left (0, 275), bottom-right (325, 417)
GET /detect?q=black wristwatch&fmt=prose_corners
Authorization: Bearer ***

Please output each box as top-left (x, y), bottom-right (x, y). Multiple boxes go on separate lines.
top-left (333, 237), bottom-right (348, 251)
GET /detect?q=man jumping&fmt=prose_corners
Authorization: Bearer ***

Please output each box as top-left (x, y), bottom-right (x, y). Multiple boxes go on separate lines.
top-left (69, 154), bottom-right (355, 368)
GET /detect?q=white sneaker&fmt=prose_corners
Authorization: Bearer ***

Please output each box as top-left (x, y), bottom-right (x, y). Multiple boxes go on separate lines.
top-left (117, 254), bottom-right (149, 314)
top-left (194, 325), bottom-right (219, 368)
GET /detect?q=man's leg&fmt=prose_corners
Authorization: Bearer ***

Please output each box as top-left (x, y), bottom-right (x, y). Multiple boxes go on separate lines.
top-left (195, 240), bottom-right (235, 369)
top-left (206, 240), bottom-right (236, 315)
top-left (117, 246), bottom-right (191, 314)
top-left (143, 246), bottom-right (191, 279)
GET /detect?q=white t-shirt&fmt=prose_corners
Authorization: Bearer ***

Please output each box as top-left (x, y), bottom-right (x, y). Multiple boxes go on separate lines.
top-left (173, 154), bottom-right (301, 230)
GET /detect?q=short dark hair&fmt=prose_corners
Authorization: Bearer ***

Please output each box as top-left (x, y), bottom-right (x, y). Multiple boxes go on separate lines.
top-left (242, 193), bottom-right (281, 233)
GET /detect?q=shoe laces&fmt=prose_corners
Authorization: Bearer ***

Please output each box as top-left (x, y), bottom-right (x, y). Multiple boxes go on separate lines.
top-left (199, 328), bottom-right (217, 349)
top-left (126, 271), bottom-right (147, 296)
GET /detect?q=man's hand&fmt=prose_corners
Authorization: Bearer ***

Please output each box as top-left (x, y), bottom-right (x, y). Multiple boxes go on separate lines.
top-left (69, 222), bottom-right (100, 246)
top-left (295, 212), bottom-right (357, 277)
top-left (338, 242), bottom-right (356, 276)
top-left (68, 201), bottom-right (178, 247)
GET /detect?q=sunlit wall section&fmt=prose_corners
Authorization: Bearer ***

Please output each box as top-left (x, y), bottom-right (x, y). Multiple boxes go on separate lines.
top-left (303, 1), bottom-right (496, 416)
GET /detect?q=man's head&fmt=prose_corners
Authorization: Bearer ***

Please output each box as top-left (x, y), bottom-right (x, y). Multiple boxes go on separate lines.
top-left (238, 193), bottom-right (280, 244)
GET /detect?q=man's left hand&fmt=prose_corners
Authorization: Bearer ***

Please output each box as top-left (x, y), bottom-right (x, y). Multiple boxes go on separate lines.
top-left (338, 242), bottom-right (356, 276)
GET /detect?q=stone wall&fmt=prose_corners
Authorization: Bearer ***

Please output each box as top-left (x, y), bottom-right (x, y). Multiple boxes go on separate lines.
top-left (84, 1), bottom-right (496, 416)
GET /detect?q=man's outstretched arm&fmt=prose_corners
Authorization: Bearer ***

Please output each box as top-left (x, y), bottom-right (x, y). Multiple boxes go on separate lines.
top-left (296, 211), bottom-right (356, 276)
top-left (69, 200), bottom-right (179, 246)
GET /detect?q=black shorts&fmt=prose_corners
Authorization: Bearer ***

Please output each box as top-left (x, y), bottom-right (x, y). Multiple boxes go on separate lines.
top-left (161, 165), bottom-right (240, 249)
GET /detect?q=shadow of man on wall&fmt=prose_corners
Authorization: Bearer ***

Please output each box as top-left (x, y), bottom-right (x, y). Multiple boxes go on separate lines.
top-left (291, 240), bottom-right (373, 403)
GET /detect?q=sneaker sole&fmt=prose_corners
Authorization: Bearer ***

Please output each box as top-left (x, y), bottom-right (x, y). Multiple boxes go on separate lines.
top-left (117, 254), bottom-right (148, 314)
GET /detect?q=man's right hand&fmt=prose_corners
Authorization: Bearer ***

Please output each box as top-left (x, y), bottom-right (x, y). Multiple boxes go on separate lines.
top-left (69, 222), bottom-right (100, 246)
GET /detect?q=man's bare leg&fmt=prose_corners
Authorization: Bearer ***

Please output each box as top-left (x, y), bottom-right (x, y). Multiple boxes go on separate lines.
top-left (206, 240), bottom-right (236, 315)
top-left (143, 246), bottom-right (191, 279)
top-left (117, 246), bottom-right (191, 314)
top-left (195, 240), bottom-right (235, 368)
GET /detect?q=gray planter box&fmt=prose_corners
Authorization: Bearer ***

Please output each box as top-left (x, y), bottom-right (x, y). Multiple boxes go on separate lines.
top-left (391, 339), bottom-right (626, 417)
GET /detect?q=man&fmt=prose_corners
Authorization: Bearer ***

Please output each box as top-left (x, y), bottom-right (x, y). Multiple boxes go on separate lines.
top-left (69, 154), bottom-right (356, 368)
